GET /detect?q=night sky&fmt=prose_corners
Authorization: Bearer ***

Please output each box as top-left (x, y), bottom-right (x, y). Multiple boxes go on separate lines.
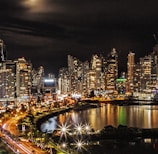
top-left (0, 0), bottom-right (158, 75)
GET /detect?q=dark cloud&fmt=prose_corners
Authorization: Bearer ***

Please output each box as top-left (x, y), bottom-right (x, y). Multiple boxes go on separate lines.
top-left (0, 0), bottom-right (158, 75)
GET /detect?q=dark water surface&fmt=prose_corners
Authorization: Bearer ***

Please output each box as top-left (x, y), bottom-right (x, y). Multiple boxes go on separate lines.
top-left (41, 103), bottom-right (158, 132)
top-left (57, 104), bottom-right (158, 130)
top-left (40, 103), bottom-right (158, 154)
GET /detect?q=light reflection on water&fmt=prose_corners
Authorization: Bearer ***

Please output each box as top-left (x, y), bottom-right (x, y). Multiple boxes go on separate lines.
top-left (40, 116), bottom-right (57, 133)
top-left (41, 104), bottom-right (158, 133)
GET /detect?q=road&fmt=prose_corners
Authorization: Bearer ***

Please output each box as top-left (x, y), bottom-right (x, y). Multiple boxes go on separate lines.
top-left (1, 112), bottom-right (48, 154)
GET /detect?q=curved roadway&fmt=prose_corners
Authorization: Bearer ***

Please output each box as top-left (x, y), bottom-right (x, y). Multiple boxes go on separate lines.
top-left (1, 112), bottom-right (48, 154)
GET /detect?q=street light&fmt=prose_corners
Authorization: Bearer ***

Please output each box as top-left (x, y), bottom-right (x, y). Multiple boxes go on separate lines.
top-left (84, 123), bottom-right (90, 133)
top-left (61, 142), bottom-right (67, 148)
top-left (74, 123), bottom-right (83, 134)
top-left (58, 123), bottom-right (70, 139)
top-left (75, 140), bottom-right (84, 150)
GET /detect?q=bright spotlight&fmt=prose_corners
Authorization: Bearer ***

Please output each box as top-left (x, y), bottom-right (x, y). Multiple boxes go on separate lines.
top-left (85, 123), bottom-right (90, 132)
top-left (75, 123), bottom-right (83, 134)
top-left (61, 127), bottom-right (66, 133)
top-left (75, 140), bottom-right (85, 150)
top-left (58, 123), bottom-right (71, 139)
top-left (62, 143), bottom-right (67, 148)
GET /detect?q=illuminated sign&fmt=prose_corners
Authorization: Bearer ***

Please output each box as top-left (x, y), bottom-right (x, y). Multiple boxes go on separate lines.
top-left (116, 78), bottom-right (126, 82)
top-left (44, 79), bottom-right (54, 83)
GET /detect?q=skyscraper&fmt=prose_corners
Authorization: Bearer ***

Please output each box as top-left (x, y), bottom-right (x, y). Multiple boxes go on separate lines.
top-left (105, 48), bottom-right (118, 93)
top-left (90, 54), bottom-right (102, 89)
top-left (127, 52), bottom-right (135, 94)
top-left (15, 57), bottom-right (32, 100)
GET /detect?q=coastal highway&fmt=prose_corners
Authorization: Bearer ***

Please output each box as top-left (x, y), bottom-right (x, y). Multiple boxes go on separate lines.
top-left (1, 112), bottom-right (48, 154)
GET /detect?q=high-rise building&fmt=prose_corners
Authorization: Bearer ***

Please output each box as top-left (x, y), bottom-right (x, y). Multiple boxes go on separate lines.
top-left (15, 57), bottom-right (32, 100)
top-left (0, 57), bottom-right (32, 101)
top-left (139, 55), bottom-right (154, 93)
top-left (133, 62), bottom-right (141, 93)
top-left (5, 60), bottom-right (16, 99)
top-left (90, 54), bottom-right (102, 89)
top-left (127, 52), bottom-right (135, 94)
top-left (0, 69), bottom-right (14, 100)
top-left (81, 61), bottom-right (89, 96)
top-left (58, 68), bottom-right (69, 94)
top-left (67, 55), bottom-right (83, 94)
top-left (153, 44), bottom-right (158, 87)
top-left (87, 69), bottom-right (96, 92)
top-left (32, 66), bottom-right (44, 94)
top-left (44, 73), bottom-right (57, 95)
top-left (104, 48), bottom-right (118, 93)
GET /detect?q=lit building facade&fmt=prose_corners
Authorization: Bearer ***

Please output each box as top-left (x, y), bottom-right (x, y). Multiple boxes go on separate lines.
top-left (133, 62), bottom-right (141, 93)
top-left (15, 57), bottom-right (32, 100)
top-left (127, 52), bottom-right (135, 94)
top-left (67, 55), bottom-right (83, 94)
top-left (90, 54), bottom-right (102, 90)
top-left (104, 48), bottom-right (118, 93)
top-left (58, 68), bottom-right (69, 94)
top-left (81, 61), bottom-right (89, 96)
top-left (0, 57), bottom-right (32, 101)
top-left (32, 66), bottom-right (44, 95)
top-left (116, 78), bottom-right (126, 94)
top-left (0, 67), bottom-right (15, 100)
top-left (87, 69), bottom-right (96, 92)
top-left (139, 55), bottom-right (153, 93)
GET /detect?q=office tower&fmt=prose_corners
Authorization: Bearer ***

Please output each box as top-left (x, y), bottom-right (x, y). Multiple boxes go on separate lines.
top-left (127, 52), bottom-right (135, 94)
top-left (140, 55), bottom-right (153, 92)
top-left (133, 62), bottom-right (141, 93)
top-left (58, 68), bottom-right (69, 94)
top-left (87, 69), bottom-right (96, 92)
top-left (105, 48), bottom-right (118, 93)
top-left (5, 61), bottom-right (16, 99)
top-left (153, 44), bottom-right (158, 87)
top-left (0, 61), bottom-right (16, 100)
top-left (81, 61), bottom-right (89, 96)
top-left (67, 55), bottom-right (83, 94)
top-left (44, 73), bottom-right (57, 95)
top-left (0, 68), bottom-right (14, 100)
top-left (15, 57), bottom-right (32, 100)
top-left (91, 54), bottom-right (102, 89)
top-left (0, 58), bottom-right (32, 101)
top-left (140, 56), bottom-right (151, 91)
top-left (32, 66), bottom-right (44, 94)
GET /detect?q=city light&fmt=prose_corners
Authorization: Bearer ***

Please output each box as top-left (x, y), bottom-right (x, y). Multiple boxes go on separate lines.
top-left (44, 79), bottom-right (54, 83)
top-left (58, 123), bottom-right (71, 139)
top-left (84, 123), bottom-right (90, 132)
top-left (74, 123), bottom-right (83, 134)
top-left (61, 142), bottom-right (67, 148)
top-left (74, 140), bottom-right (85, 150)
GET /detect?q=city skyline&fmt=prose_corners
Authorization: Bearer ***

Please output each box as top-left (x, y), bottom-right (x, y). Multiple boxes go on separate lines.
top-left (0, 0), bottom-right (158, 75)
